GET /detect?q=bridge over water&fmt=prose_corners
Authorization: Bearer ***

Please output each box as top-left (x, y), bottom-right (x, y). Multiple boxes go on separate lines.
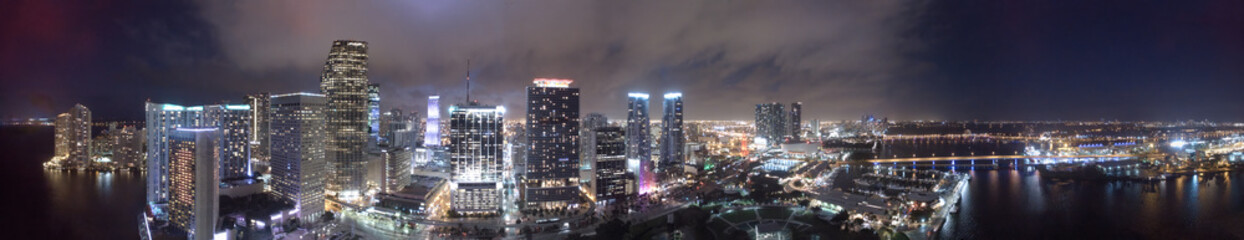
top-left (866, 154), bottom-right (1137, 164)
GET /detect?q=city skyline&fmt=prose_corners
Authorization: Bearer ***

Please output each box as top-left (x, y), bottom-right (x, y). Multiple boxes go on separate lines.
top-left (3, 1), bottom-right (1242, 122)
top-left (4, 2), bottom-right (1244, 240)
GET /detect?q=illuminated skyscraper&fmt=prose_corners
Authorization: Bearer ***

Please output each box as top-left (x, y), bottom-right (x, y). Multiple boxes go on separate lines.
top-left (146, 103), bottom-right (251, 204)
top-left (755, 102), bottom-right (787, 147)
top-left (52, 104), bottom-right (91, 167)
top-left (246, 93), bottom-right (271, 164)
top-left (524, 78), bottom-right (581, 208)
top-left (380, 108), bottom-right (408, 147)
top-left (269, 93), bottom-right (327, 221)
top-left (593, 126), bottom-right (630, 204)
top-left (659, 92), bottom-right (684, 176)
top-left (626, 93), bottom-right (652, 193)
top-left (379, 147), bottom-right (412, 193)
top-left (425, 96), bottom-right (441, 147)
top-left (580, 113), bottom-right (607, 166)
top-left (202, 104), bottom-right (252, 180)
top-left (579, 113), bottom-right (607, 192)
top-left (167, 128), bottom-right (220, 240)
top-left (146, 102), bottom-right (192, 203)
top-left (789, 102), bottom-right (802, 140)
top-left (320, 40), bottom-right (370, 199)
top-left (368, 83), bottom-right (381, 142)
top-left (448, 103), bottom-right (505, 213)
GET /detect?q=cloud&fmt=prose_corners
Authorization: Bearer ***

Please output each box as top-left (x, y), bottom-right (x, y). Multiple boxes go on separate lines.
top-left (198, 0), bottom-right (928, 120)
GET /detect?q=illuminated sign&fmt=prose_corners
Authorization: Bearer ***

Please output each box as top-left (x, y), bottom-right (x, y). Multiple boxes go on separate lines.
top-left (533, 78), bottom-right (574, 88)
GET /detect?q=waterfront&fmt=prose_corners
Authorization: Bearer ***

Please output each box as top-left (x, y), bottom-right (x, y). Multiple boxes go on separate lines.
top-left (4, 126), bottom-right (1244, 239)
top-left (0, 127), bottom-right (146, 239)
top-left (942, 167), bottom-right (1244, 239)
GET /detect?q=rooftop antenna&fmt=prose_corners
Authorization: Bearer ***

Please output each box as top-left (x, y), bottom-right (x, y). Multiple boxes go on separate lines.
top-left (465, 59), bottom-right (471, 103)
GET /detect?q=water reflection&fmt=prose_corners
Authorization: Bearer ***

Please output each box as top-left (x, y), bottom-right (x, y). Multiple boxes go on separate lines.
top-left (941, 168), bottom-right (1244, 239)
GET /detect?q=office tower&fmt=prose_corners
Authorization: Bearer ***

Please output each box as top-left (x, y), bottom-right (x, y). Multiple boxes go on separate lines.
top-left (367, 83), bottom-right (381, 141)
top-left (246, 93), bottom-right (271, 165)
top-left (523, 79), bottom-right (581, 208)
top-left (381, 148), bottom-right (412, 193)
top-left (167, 128), bottom-right (220, 240)
top-left (755, 103), bottom-right (787, 147)
top-left (425, 96), bottom-right (441, 147)
top-left (53, 104), bottom-right (91, 167)
top-left (625, 93), bottom-right (652, 193)
top-left (593, 127), bottom-right (630, 204)
top-left (202, 104), bottom-right (252, 180)
top-left (448, 103), bottom-right (505, 213)
top-left (789, 102), bottom-right (802, 140)
top-left (269, 93), bottom-right (327, 221)
top-left (659, 92), bottom-right (684, 176)
top-left (320, 40), bottom-right (370, 199)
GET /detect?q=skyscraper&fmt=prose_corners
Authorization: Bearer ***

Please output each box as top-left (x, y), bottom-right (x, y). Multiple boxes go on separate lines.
top-left (524, 78), bottom-right (581, 208)
top-left (146, 103), bottom-right (251, 204)
top-left (167, 128), bottom-right (220, 240)
top-left (246, 93), bottom-right (271, 165)
top-left (626, 93), bottom-right (652, 193)
top-left (380, 108), bottom-right (406, 147)
top-left (269, 93), bottom-right (327, 221)
top-left (659, 92), bottom-right (684, 176)
top-left (593, 126), bottom-right (630, 204)
top-left (147, 102), bottom-right (192, 203)
top-left (202, 104), bottom-right (252, 180)
top-left (321, 40), bottom-right (370, 199)
top-left (789, 102), bottom-right (802, 140)
top-left (580, 113), bottom-right (607, 169)
top-left (579, 113), bottom-right (607, 193)
top-left (448, 103), bottom-right (505, 213)
top-left (53, 104), bottom-right (91, 167)
top-left (380, 148), bottom-right (412, 193)
top-left (424, 96), bottom-right (441, 148)
top-left (367, 83), bottom-right (381, 142)
top-left (755, 103), bottom-right (787, 147)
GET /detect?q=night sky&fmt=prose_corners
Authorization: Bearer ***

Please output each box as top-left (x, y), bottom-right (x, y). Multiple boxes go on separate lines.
top-left (1, 1), bottom-right (1241, 121)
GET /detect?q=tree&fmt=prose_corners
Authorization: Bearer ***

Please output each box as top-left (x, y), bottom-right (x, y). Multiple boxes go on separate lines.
top-left (321, 211), bottom-right (335, 222)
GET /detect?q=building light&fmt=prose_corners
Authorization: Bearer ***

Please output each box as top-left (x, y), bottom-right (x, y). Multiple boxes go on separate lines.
top-left (533, 78), bottom-right (574, 88)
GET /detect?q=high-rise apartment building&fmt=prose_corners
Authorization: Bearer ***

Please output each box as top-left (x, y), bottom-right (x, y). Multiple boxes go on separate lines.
top-left (167, 128), bottom-right (220, 240)
top-left (448, 103), bottom-right (505, 213)
top-left (523, 79), bottom-right (581, 208)
top-left (52, 104), bottom-right (91, 167)
top-left (755, 103), bottom-right (788, 147)
top-left (146, 103), bottom-right (251, 204)
top-left (626, 93), bottom-right (652, 193)
top-left (593, 126), bottom-right (630, 204)
top-left (321, 40), bottom-right (370, 199)
top-left (579, 113), bottom-right (607, 193)
top-left (580, 113), bottom-right (607, 169)
top-left (659, 92), bottom-right (684, 176)
top-left (268, 93), bottom-right (327, 221)
top-left (202, 104), bottom-right (252, 180)
top-left (789, 102), bottom-right (802, 140)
